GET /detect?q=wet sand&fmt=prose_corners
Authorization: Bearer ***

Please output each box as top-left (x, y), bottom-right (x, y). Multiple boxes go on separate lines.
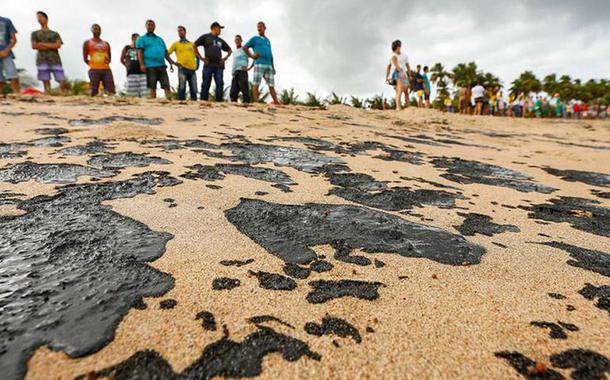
top-left (1, 97), bottom-right (609, 379)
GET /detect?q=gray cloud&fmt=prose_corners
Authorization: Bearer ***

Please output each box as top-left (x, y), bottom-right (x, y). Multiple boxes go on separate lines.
top-left (4, 0), bottom-right (610, 98)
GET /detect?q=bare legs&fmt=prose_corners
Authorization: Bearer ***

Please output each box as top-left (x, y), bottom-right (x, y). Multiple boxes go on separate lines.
top-left (394, 81), bottom-right (410, 110)
top-left (252, 85), bottom-right (280, 104)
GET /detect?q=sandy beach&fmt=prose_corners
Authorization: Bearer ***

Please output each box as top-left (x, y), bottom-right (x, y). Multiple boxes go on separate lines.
top-left (1, 97), bottom-right (609, 380)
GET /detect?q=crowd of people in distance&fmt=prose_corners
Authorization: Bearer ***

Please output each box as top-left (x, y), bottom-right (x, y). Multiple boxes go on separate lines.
top-left (454, 84), bottom-right (608, 119)
top-left (0, 12), bottom-right (280, 103)
top-left (384, 40), bottom-right (608, 119)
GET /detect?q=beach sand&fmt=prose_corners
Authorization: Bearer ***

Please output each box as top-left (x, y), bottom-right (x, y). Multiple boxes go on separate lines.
top-left (1, 97), bottom-right (609, 379)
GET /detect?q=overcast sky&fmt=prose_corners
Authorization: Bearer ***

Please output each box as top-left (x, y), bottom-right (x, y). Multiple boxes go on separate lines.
top-left (4, 0), bottom-right (610, 98)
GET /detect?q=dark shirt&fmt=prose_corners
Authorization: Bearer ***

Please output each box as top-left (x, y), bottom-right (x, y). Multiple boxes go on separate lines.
top-left (414, 73), bottom-right (424, 91)
top-left (124, 45), bottom-right (142, 75)
top-left (194, 33), bottom-right (231, 69)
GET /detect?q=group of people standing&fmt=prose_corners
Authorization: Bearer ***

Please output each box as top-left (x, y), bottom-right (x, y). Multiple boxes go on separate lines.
top-left (455, 85), bottom-right (608, 119)
top-left (0, 12), bottom-right (280, 104)
top-left (385, 40), bottom-right (431, 110)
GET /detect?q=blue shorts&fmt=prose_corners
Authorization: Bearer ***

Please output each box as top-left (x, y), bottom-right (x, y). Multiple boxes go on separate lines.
top-left (392, 71), bottom-right (409, 87)
top-left (37, 63), bottom-right (66, 82)
top-left (0, 56), bottom-right (18, 82)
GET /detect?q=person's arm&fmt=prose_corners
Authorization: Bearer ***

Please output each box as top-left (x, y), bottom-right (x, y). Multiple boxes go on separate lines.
top-left (107, 43), bottom-right (112, 64)
top-left (38, 37), bottom-right (62, 50)
top-left (242, 39), bottom-right (260, 60)
top-left (406, 63), bottom-right (412, 79)
top-left (120, 46), bottom-right (128, 66)
top-left (0, 33), bottom-right (16, 58)
top-left (193, 43), bottom-right (203, 60)
top-left (220, 40), bottom-right (232, 63)
top-left (82, 41), bottom-right (89, 65)
top-left (165, 51), bottom-right (175, 71)
top-left (167, 43), bottom-right (179, 67)
top-left (242, 46), bottom-right (257, 59)
top-left (271, 54), bottom-right (275, 73)
top-left (137, 48), bottom-right (146, 73)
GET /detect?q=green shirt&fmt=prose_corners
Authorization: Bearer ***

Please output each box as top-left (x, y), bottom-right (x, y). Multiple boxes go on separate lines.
top-left (31, 29), bottom-right (63, 65)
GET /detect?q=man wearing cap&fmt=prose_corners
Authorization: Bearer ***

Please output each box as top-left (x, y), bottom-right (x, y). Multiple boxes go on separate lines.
top-left (194, 21), bottom-right (232, 102)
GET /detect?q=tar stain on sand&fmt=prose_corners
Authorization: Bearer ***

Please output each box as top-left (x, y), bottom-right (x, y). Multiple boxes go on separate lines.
top-left (431, 157), bottom-right (556, 193)
top-left (538, 242), bottom-right (610, 278)
top-left (196, 311), bottom-right (217, 331)
top-left (542, 167), bottom-right (610, 188)
top-left (225, 199), bottom-right (485, 265)
top-left (212, 277), bottom-right (241, 290)
top-left (199, 142), bottom-right (347, 174)
top-left (249, 270), bottom-right (297, 290)
top-left (0, 172), bottom-right (180, 380)
top-left (304, 315), bottom-right (362, 343)
top-left (81, 325), bottom-right (320, 380)
top-left (0, 161), bottom-right (116, 184)
top-left (454, 212), bottom-right (520, 237)
top-left (68, 115), bottom-right (163, 126)
top-left (579, 284), bottom-right (610, 316)
top-left (88, 152), bottom-right (172, 169)
top-left (181, 163), bottom-right (295, 190)
top-left (496, 349), bottom-right (610, 379)
top-left (306, 280), bottom-right (384, 304)
top-left (525, 197), bottom-right (610, 238)
top-left (327, 172), bottom-right (461, 211)
top-left (59, 140), bottom-right (114, 156)
top-left (530, 321), bottom-right (579, 339)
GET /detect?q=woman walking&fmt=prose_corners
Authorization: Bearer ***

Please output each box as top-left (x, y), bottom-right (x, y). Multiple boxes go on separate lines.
top-left (386, 40), bottom-right (412, 110)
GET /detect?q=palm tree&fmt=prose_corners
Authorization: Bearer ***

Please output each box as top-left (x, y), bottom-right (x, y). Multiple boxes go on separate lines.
top-left (326, 92), bottom-right (347, 105)
top-left (279, 88), bottom-right (299, 105)
top-left (304, 92), bottom-right (323, 107)
top-left (478, 72), bottom-right (501, 90)
top-left (510, 71), bottom-right (542, 97)
top-left (350, 96), bottom-right (365, 108)
top-left (558, 75), bottom-right (574, 100)
top-left (367, 94), bottom-right (384, 110)
top-left (451, 62), bottom-right (478, 88)
top-left (543, 74), bottom-right (559, 95)
top-left (430, 62), bottom-right (452, 98)
top-left (65, 80), bottom-right (90, 96)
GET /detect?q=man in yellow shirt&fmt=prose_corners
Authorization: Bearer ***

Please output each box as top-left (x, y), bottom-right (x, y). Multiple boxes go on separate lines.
top-left (167, 25), bottom-right (198, 100)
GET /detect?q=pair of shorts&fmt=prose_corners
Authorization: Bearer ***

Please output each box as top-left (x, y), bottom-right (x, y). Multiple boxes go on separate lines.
top-left (126, 74), bottom-right (148, 97)
top-left (88, 69), bottom-right (116, 95)
top-left (475, 97), bottom-right (485, 103)
top-left (416, 90), bottom-right (425, 98)
top-left (146, 67), bottom-right (170, 90)
top-left (252, 64), bottom-right (275, 87)
top-left (391, 71), bottom-right (409, 87)
top-left (0, 56), bottom-right (18, 82)
top-left (37, 63), bottom-right (65, 82)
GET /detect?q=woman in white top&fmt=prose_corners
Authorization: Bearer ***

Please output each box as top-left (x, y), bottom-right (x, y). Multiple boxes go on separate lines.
top-left (386, 40), bottom-right (412, 110)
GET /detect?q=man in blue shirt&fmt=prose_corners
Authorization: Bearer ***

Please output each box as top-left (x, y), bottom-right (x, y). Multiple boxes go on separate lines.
top-left (243, 22), bottom-right (279, 105)
top-left (0, 15), bottom-right (20, 96)
top-left (136, 19), bottom-right (175, 99)
top-left (229, 35), bottom-right (251, 103)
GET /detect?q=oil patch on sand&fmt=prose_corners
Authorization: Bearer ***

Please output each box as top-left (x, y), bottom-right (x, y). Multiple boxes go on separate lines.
top-left (0, 172), bottom-right (179, 380)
